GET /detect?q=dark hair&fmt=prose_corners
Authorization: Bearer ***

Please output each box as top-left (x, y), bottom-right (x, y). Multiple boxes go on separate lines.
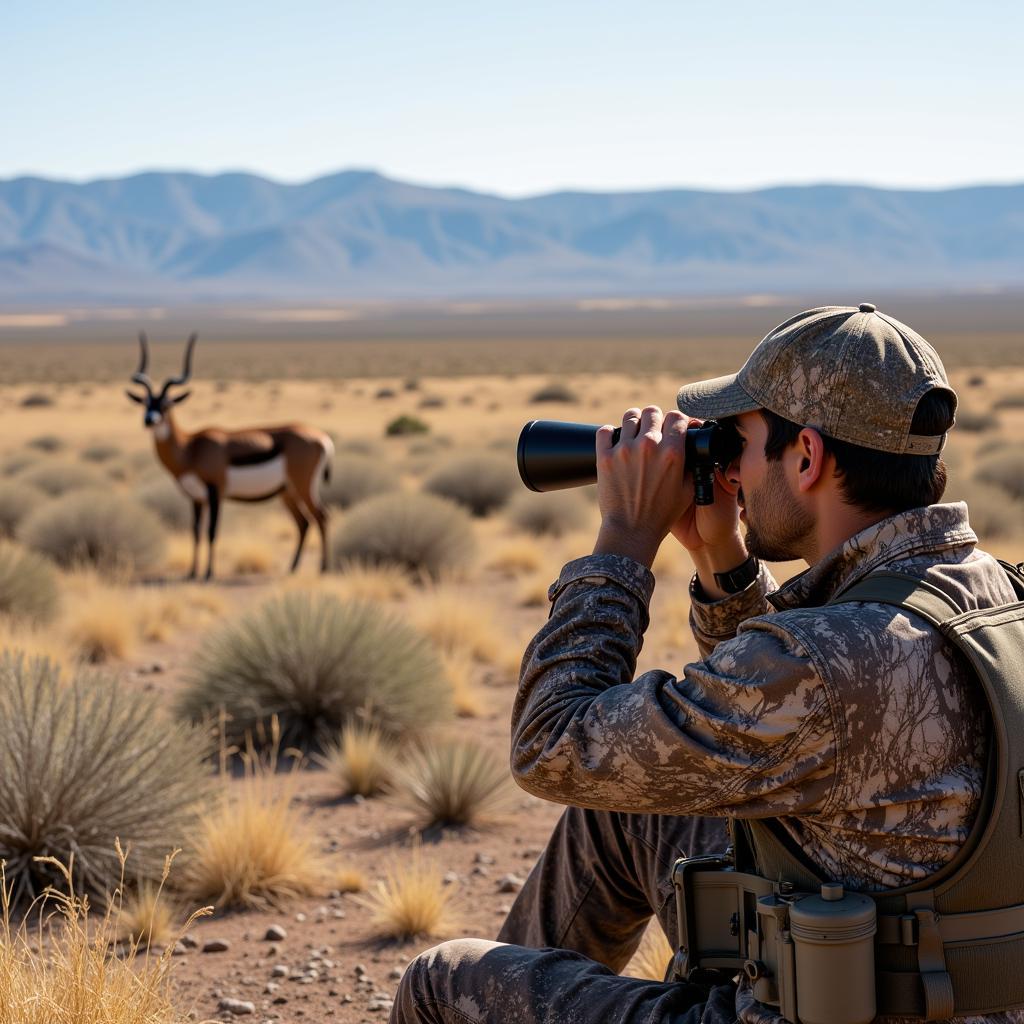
top-left (760, 390), bottom-right (954, 515)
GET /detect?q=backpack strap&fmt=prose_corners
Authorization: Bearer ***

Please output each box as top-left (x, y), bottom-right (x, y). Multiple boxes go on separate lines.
top-left (831, 570), bottom-right (961, 628)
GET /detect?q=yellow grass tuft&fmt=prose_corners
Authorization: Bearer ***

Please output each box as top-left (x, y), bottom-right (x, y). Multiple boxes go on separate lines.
top-left (517, 573), bottom-right (551, 608)
top-left (317, 720), bottom-right (398, 797)
top-left (485, 537), bottom-right (544, 577)
top-left (62, 586), bottom-right (136, 663)
top-left (443, 651), bottom-right (484, 718)
top-left (311, 560), bottom-right (412, 603)
top-left (116, 880), bottom-right (182, 949)
top-left (358, 846), bottom-right (456, 940)
top-left (231, 538), bottom-right (277, 575)
top-left (0, 622), bottom-right (71, 670)
top-left (333, 867), bottom-right (367, 894)
top-left (623, 920), bottom-right (674, 981)
top-left (411, 587), bottom-right (503, 664)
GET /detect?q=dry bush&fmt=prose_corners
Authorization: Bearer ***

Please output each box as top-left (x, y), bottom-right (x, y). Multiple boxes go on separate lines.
top-left (530, 381), bottom-right (579, 403)
top-left (0, 543), bottom-right (58, 625)
top-left (317, 720), bottom-right (398, 797)
top-left (231, 538), bottom-right (276, 575)
top-left (424, 453), bottom-right (519, 517)
top-left (0, 850), bottom-right (208, 1023)
top-left (138, 476), bottom-right (193, 530)
top-left (315, 561), bottom-right (412, 603)
top-left (20, 460), bottom-right (105, 497)
top-left (19, 489), bottom-right (166, 577)
top-left (330, 492), bottom-right (476, 581)
top-left (505, 489), bottom-right (591, 536)
top-left (954, 409), bottom-right (999, 433)
top-left (80, 442), bottom-right (122, 463)
top-left (623, 920), bottom-right (674, 981)
top-left (411, 587), bottom-right (503, 664)
top-left (62, 585), bottom-right (136, 663)
top-left (442, 652), bottom-right (484, 718)
top-left (182, 755), bottom-right (326, 910)
top-left (19, 391), bottom-right (54, 408)
top-left (395, 737), bottom-right (514, 829)
top-left (994, 391), bottom-right (1024, 410)
top-left (322, 453), bottom-right (398, 510)
top-left (179, 591), bottom-right (451, 751)
top-left (950, 480), bottom-right (1020, 541)
top-left (0, 482), bottom-right (45, 539)
top-left (26, 434), bottom-right (65, 453)
top-left (486, 537), bottom-right (545, 577)
top-left (116, 880), bottom-right (182, 948)
top-left (0, 654), bottom-right (208, 903)
top-left (358, 846), bottom-right (455, 940)
top-left (974, 450), bottom-right (1024, 501)
top-left (0, 453), bottom-right (36, 477)
top-left (386, 414), bottom-right (429, 436)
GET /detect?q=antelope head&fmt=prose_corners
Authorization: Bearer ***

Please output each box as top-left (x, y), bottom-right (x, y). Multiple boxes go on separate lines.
top-left (126, 332), bottom-right (197, 428)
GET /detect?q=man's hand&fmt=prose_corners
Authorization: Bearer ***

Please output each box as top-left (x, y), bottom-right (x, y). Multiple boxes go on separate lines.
top-left (592, 405), bottom-right (693, 567)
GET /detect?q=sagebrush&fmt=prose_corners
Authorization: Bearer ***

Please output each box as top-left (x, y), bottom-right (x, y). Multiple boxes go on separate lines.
top-left (424, 453), bottom-right (518, 516)
top-left (322, 454), bottom-right (398, 509)
top-left (0, 543), bottom-right (58, 624)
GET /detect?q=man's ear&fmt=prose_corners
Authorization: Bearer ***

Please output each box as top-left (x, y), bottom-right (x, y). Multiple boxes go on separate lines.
top-left (795, 427), bottom-right (827, 492)
top-left (125, 390), bottom-right (146, 405)
top-left (171, 390), bottom-right (192, 405)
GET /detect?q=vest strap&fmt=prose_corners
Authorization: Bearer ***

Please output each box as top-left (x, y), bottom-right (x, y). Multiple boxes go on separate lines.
top-left (878, 900), bottom-right (1024, 945)
top-left (909, 893), bottom-right (955, 1020)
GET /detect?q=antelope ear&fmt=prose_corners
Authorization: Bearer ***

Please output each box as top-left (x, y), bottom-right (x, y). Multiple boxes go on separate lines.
top-left (125, 390), bottom-right (146, 404)
top-left (171, 390), bottom-right (192, 405)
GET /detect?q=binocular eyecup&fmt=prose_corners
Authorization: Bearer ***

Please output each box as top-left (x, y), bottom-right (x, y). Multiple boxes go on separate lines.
top-left (516, 418), bottom-right (741, 506)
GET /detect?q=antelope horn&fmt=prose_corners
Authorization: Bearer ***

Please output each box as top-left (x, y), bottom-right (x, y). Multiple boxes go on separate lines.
top-left (131, 332), bottom-right (154, 392)
top-left (165, 332), bottom-right (197, 389)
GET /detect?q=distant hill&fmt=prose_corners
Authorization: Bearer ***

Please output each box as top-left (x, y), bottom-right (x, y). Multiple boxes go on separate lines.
top-left (0, 171), bottom-right (1021, 301)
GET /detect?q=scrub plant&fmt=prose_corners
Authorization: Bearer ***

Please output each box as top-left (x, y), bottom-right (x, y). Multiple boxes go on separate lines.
top-left (0, 543), bottom-right (58, 624)
top-left (359, 845), bottom-right (456, 940)
top-left (424, 453), bottom-right (518, 516)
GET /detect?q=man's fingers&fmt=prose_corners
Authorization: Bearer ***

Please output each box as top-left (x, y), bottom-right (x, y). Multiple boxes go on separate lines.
top-left (662, 410), bottom-right (690, 443)
top-left (638, 405), bottom-right (664, 439)
top-left (620, 407), bottom-right (642, 438)
top-left (596, 424), bottom-right (617, 451)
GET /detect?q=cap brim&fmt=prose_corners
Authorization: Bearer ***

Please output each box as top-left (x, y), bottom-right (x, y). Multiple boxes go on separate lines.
top-left (676, 374), bottom-right (760, 419)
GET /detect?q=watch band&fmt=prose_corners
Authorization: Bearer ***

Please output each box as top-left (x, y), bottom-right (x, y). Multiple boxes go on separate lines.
top-left (713, 555), bottom-right (759, 594)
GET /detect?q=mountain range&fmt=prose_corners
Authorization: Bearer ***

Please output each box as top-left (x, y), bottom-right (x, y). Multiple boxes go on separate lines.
top-left (1, 171), bottom-right (1021, 302)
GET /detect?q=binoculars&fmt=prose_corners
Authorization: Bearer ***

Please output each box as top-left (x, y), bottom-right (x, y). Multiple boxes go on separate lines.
top-left (517, 418), bottom-right (742, 505)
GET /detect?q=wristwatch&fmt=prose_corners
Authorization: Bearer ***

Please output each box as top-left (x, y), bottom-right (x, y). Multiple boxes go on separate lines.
top-left (713, 555), bottom-right (759, 594)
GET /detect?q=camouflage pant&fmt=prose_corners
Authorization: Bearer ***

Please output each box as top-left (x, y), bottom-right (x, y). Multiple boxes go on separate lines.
top-left (389, 807), bottom-right (730, 1024)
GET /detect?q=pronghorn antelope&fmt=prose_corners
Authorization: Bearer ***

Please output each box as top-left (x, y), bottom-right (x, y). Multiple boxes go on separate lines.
top-left (126, 333), bottom-right (334, 580)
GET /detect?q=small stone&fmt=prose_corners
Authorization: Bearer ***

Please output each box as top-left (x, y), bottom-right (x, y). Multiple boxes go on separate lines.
top-left (218, 997), bottom-right (255, 1016)
top-left (271, 965), bottom-right (290, 978)
top-left (352, 793), bottom-right (365, 804)
top-left (179, 935), bottom-right (199, 949)
top-left (474, 852), bottom-right (495, 865)
top-left (267, 943), bottom-right (280, 957)
top-left (272, 995), bottom-right (289, 1005)
top-left (294, 912), bottom-right (307, 923)
top-left (264, 925), bottom-right (287, 942)
top-left (471, 865), bottom-right (489, 877)
top-left (203, 939), bottom-right (231, 953)
top-left (265, 982), bottom-right (279, 994)
top-left (497, 873), bottom-right (525, 893)
top-left (367, 998), bottom-right (394, 1013)
top-left (354, 964), bottom-right (368, 977)
top-left (172, 941), bottom-right (188, 956)
top-left (388, 967), bottom-right (403, 980)
top-left (443, 871), bottom-right (459, 886)
top-left (331, 909), bottom-right (346, 919)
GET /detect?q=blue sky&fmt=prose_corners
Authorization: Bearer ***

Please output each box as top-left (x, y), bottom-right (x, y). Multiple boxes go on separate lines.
top-left (4, 1), bottom-right (1021, 195)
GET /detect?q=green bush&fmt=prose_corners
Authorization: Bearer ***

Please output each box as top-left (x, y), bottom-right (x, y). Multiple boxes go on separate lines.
top-left (179, 592), bottom-right (451, 750)
top-left (424, 453), bottom-right (518, 516)
top-left (530, 381), bottom-right (579, 403)
top-left (330, 492), bottom-right (475, 580)
top-left (0, 653), bottom-right (208, 901)
top-left (20, 460), bottom-right (105, 497)
top-left (386, 414), bottom-right (430, 437)
top-left (19, 488), bottom-right (166, 576)
top-left (138, 475), bottom-right (193, 530)
top-left (974, 450), bottom-right (1024, 502)
top-left (0, 543), bottom-right (58, 624)
top-left (505, 489), bottom-right (592, 536)
top-left (0, 482), bottom-right (45, 539)
top-left (322, 454), bottom-right (398, 510)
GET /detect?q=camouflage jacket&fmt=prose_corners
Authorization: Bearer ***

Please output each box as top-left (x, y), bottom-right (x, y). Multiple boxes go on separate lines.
top-left (511, 502), bottom-right (1023, 1024)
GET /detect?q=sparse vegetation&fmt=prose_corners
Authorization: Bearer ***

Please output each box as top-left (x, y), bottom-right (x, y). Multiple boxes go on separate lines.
top-left (386, 413), bottom-right (429, 436)
top-left (80, 441), bottom-right (122, 463)
top-left (19, 391), bottom-right (54, 408)
top-left (19, 489), bottom-right (166, 576)
top-left (330, 492), bottom-right (476, 580)
top-left (411, 587), bottom-right (503, 664)
top-left (138, 475), bottom-right (193, 530)
top-left (954, 409), bottom-right (999, 433)
top-left (358, 846), bottom-right (455, 940)
top-left (0, 543), bottom-right (58, 624)
top-left (974, 449), bottom-right (1024, 501)
top-left (424, 453), bottom-right (518, 516)
top-left (179, 591), bottom-right (451, 750)
top-left (321, 453), bottom-right (398, 510)
top-left (506, 489), bottom-right (591, 536)
top-left (317, 720), bottom-right (398, 797)
top-left (0, 653), bottom-right (208, 902)
top-left (994, 390), bottom-right (1024, 410)
top-left (26, 433), bottom-right (65, 453)
top-left (530, 381), bottom-right (579, 403)
top-left (0, 483), bottom-right (45, 540)
top-left (486, 537), bottom-right (545, 576)
top-left (20, 460), bottom-right (104, 497)
top-left (62, 584), bottom-right (136, 662)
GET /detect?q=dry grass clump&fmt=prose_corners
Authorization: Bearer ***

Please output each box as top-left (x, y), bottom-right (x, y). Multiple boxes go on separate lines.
top-left (442, 652), bottom-right (485, 718)
top-left (974, 449), bottom-right (1024, 501)
top-left (486, 537), bottom-right (545, 576)
top-left (20, 460), bottom-right (104, 497)
top-left (19, 489), bottom-right (166, 577)
top-left (0, 850), bottom-right (208, 1024)
top-left (411, 587), bottom-right (503, 664)
top-left (395, 737), bottom-right (514, 829)
top-left (951, 480), bottom-right (1020, 541)
top-left (231, 537), bottom-right (276, 575)
top-left (316, 561), bottom-right (413, 603)
top-left (330, 492), bottom-right (476, 581)
top-left (954, 409), bottom-right (999, 433)
top-left (0, 653), bottom-right (208, 903)
top-left (19, 391), bottom-right (54, 408)
top-left (994, 390), bottom-right (1024, 410)
top-left (180, 591), bottom-right (451, 751)
top-left (424, 453), bottom-right (518, 516)
top-left (359, 846), bottom-right (456, 940)
top-left (80, 442), bottom-right (122, 463)
top-left (138, 475), bottom-right (193, 530)
top-left (530, 381), bottom-right (579, 403)
top-left (26, 433), bottom-right (65, 453)
top-left (63, 586), bottom-right (137, 662)
top-left (322, 453), bottom-right (398, 510)
top-left (0, 543), bottom-right (58, 624)
top-left (505, 489), bottom-right (591, 536)
top-left (116, 880), bottom-right (182, 948)
top-left (623, 920), bottom-right (674, 981)
top-left (317, 720), bottom-right (398, 797)
top-left (0, 482), bottom-right (45, 539)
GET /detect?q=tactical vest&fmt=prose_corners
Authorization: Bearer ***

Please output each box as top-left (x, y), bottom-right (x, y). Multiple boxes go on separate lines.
top-left (737, 562), bottom-right (1024, 1020)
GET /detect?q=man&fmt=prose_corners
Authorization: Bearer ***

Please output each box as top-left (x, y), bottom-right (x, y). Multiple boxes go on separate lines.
top-left (390, 304), bottom-right (1023, 1024)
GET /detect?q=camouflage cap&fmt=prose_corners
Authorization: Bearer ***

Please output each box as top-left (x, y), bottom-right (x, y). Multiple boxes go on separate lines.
top-left (676, 303), bottom-right (957, 455)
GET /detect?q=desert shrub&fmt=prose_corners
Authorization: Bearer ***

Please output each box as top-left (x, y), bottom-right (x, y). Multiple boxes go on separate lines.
top-left (411, 588), bottom-right (503, 664)
top-left (0, 482), bottom-right (44, 539)
top-left (386, 413), bottom-right (429, 436)
top-left (318, 561), bottom-right (413, 603)
top-left (63, 584), bottom-right (136, 663)
top-left (376, 387), bottom-right (396, 399)
top-left (954, 409), bottom-right (999, 433)
top-left (0, 654), bottom-right (208, 902)
top-left (975, 438), bottom-right (1009, 460)
top-left (322, 453), bottom-right (398, 510)
top-left (967, 374), bottom-right (986, 387)
top-left (974, 450), bottom-right (1024, 502)
top-left (138, 475), bottom-right (193, 530)
top-left (330, 492), bottom-right (475, 580)
top-left (530, 381), bottom-right (579, 403)
top-left (418, 395), bottom-right (446, 409)
top-left (1, 453), bottom-right (35, 477)
top-left (505, 489), bottom-right (591, 536)
top-left (395, 737), bottom-right (513, 829)
top-left (952, 481), bottom-right (1019, 541)
top-left (26, 433), bottom-right (65, 453)
top-left (424, 453), bottom-right (518, 516)
top-left (80, 442), bottom-right (122, 463)
top-left (20, 489), bottom-right (166, 576)
top-left (486, 538), bottom-right (545, 577)
top-left (359, 847), bottom-right (455, 940)
top-left (994, 391), bottom-right (1024, 410)
top-left (20, 460), bottom-right (105, 497)
top-left (317, 720), bottom-right (398, 797)
top-left (116, 879), bottom-right (182, 948)
top-left (19, 391), bottom-right (53, 408)
top-left (0, 543), bottom-right (58, 624)
top-left (179, 591), bottom-right (451, 750)
top-left (231, 538), bottom-right (276, 575)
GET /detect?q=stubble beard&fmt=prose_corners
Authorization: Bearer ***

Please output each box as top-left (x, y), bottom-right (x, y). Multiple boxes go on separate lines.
top-left (741, 460), bottom-right (814, 562)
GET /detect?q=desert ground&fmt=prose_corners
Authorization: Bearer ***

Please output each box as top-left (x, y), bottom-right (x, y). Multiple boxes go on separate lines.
top-left (0, 299), bottom-right (1021, 1023)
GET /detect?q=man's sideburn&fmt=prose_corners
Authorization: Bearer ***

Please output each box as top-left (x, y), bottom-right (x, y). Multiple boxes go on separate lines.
top-left (741, 457), bottom-right (813, 561)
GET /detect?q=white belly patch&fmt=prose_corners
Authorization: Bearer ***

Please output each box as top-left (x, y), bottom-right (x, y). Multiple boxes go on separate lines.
top-left (226, 456), bottom-right (286, 499)
top-left (177, 472), bottom-right (206, 502)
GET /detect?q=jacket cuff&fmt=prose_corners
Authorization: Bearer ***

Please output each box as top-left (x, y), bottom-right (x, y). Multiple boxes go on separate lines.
top-left (689, 561), bottom-right (774, 639)
top-left (548, 553), bottom-right (656, 609)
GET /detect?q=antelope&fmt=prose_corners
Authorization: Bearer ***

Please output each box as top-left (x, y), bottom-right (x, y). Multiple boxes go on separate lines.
top-left (126, 333), bottom-right (334, 580)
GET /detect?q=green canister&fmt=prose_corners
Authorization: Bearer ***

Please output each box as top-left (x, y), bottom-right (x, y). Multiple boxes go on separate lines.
top-left (788, 882), bottom-right (877, 1024)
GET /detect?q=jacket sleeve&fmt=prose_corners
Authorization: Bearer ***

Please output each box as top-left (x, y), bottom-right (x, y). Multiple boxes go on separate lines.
top-left (510, 554), bottom-right (837, 817)
top-left (689, 560), bottom-right (779, 657)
